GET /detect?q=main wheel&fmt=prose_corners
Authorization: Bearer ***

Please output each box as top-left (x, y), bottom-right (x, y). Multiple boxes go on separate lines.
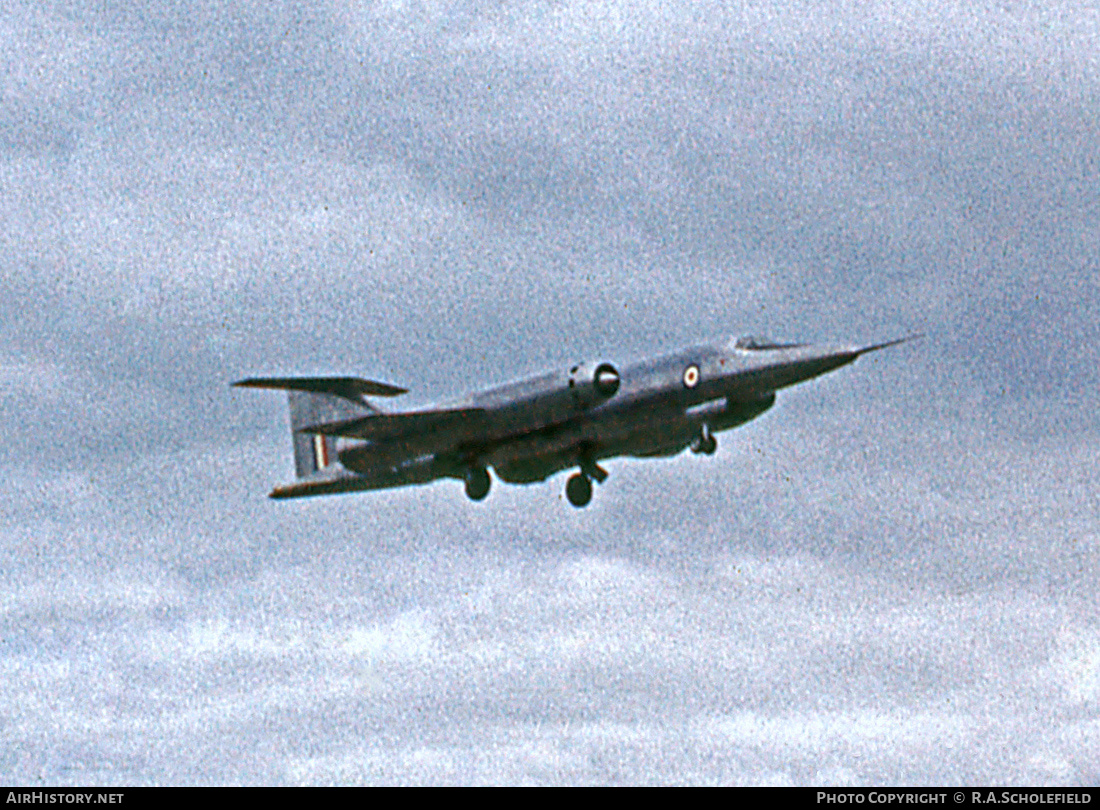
top-left (464, 467), bottom-right (491, 501)
top-left (565, 473), bottom-right (593, 508)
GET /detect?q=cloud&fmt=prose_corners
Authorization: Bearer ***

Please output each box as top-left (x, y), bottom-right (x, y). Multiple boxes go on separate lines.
top-left (1050, 630), bottom-right (1100, 708)
top-left (5, 494), bottom-right (1096, 784)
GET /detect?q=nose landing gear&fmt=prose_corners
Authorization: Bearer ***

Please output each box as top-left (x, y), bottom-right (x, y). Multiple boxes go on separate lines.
top-left (691, 424), bottom-right (717, 455)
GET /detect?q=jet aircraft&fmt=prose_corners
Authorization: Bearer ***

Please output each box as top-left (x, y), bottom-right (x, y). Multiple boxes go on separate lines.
top-left (234, 335), bottom-right (912, 507)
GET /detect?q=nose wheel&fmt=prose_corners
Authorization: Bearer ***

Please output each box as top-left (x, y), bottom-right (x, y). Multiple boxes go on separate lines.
top-left (691, 424), bottom-right (717, 455)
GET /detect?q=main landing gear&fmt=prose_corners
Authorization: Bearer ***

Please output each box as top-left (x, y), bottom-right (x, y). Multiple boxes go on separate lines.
top-left (464, 466), bottom-right (491, 501)
top-left (565, 473), bottom-right (592, 507)
top-left (691, 423), bottom-right (717, 455)
top-left (565, 458), bottom-right (608, 508)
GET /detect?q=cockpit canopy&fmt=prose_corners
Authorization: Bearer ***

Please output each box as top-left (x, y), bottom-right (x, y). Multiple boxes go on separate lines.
top-left (732, 335), bottom-right (806, 351)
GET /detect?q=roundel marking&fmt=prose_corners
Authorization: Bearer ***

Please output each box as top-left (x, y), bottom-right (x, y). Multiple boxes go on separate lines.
top-left (683, 364), bottom-right (700, 388)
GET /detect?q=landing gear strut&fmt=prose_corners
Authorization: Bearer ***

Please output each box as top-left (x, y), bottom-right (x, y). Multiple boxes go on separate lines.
top-left (691, 424), bottom-right (717, 455)
top-left (464, 466), bottom-right (491, 501)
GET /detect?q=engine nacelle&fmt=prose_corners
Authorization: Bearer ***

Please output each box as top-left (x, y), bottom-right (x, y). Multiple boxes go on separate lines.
top-left (467, 358), bottom-right (622, 442)
top-left (567, 360), bottom-right (620, 405)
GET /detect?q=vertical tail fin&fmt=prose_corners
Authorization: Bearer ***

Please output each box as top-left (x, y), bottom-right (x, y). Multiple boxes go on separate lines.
top-left (287, 390), bottom-right (375, 478)
top-left (233, 376), bottom-right (408, 480)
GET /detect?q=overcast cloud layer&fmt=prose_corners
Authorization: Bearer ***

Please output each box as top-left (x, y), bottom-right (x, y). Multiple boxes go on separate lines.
top-left (2, 0), bottom-right (1098, 785)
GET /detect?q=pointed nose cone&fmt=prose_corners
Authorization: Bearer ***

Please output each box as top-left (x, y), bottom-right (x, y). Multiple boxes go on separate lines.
top-left (773, 344), bottom-right (863, 387)
top-left (734, 335), bottom-right (918, 394)
top-left (851, 334), bottom-right (923, 357)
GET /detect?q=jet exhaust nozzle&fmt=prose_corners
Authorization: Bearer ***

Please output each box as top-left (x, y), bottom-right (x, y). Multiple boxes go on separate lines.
top-left (568, 360), bottom-right (621, 402)
top-left (594, 363), bottom-right (620, 398)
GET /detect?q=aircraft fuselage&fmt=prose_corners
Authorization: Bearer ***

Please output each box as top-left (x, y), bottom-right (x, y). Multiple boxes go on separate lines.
top-left (235, 335), bottom-right (911, 506)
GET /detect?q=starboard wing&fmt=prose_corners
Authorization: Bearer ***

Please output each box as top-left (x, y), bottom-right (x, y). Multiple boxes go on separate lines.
top-left (297, 407), bottom-right (488, 442)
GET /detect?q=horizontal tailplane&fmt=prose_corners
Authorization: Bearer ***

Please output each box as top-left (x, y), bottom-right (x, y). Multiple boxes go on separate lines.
top-left (232, 376), bottom-right (407, 403)
top-left (233, 375), bottom-right (407, 479)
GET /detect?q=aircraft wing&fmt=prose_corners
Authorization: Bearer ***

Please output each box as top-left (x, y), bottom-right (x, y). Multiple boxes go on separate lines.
top-left (298, 407), bottom-right (489, 443)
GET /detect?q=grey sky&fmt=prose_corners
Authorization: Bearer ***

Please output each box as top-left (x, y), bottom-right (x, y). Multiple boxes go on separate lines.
top-left (2, 0), bottom-right (1098, 785)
